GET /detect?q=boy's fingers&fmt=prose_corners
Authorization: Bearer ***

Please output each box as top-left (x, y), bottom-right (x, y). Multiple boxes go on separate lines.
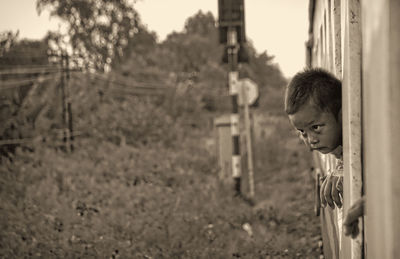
top-left (344, 197), bottom-right (365, 239)
top-left (343, 212), bottom-right (356, 227)
top-left (323, 179), bottom-right (334, 208)
top-left (351, 221), bottom-right (360, 239)
top-left (344, 222), bottom-right (352, 236)
top-left (344, 220), bottom-right (359, 238)
top-left (331, 185), bottom-right (342, 208)
top-left (344, 224), bottom-right (360, 238)
top-left (336, 176), bottom-right (343, 193)
top-left (345, 202), bottom-right (364, 224)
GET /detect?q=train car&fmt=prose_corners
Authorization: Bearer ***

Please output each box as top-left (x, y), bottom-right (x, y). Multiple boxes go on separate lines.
top-left (307, 0), bottom-right (400, 258)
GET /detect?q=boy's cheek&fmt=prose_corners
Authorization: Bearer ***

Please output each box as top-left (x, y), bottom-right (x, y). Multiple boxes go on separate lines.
top-left (300, 135), bottom-right (308, 144)
top-left (299, 136), bottom-right (312, 150)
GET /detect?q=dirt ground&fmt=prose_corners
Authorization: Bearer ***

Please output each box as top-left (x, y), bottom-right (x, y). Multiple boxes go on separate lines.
top-left (0, 112), bottom-right (321, 258)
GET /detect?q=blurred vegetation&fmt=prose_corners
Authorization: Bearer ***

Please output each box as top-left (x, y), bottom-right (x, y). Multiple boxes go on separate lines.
top-left (1, 8), bottom-right (288, 155)
top-left (0, 2), bottom-right (320, 258)
top-left (0, 122), bottom-right (319, 258)
top-left (36, 0), bottom-right (140, 70)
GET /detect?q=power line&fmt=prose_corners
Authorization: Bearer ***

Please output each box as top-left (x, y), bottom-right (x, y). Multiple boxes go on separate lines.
top-left (0, 130), bottom-right (85, 146)
top-left (70, 78), bottom-right (166, 97)
top-left (89, 72), bottom-right (169, 90)
top-left (110, 87), bottom-right (166, 96)
top-left (0, 54), bottom-right (50, 59)
top-left (0, 74), bottom-right (58, 90)
top-left (0, 64), bottom-right (57, 69)
top-left (0, 137), bottom-right (36, 146)
top-left (0, 67), bottom-right (62, 75)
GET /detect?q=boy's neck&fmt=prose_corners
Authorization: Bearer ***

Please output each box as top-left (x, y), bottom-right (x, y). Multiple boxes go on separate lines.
top-left (331, 145), bottom-right (343, 159)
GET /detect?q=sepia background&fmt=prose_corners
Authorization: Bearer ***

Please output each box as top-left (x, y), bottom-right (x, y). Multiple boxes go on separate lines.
top-left (0, 0), bottom-right (322, 258)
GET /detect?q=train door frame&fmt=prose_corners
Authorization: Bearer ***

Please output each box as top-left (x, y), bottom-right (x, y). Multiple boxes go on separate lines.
top-left (362, 0), bottom-right (400, 258)
top-left (308, 0), bottom-right (363, 258)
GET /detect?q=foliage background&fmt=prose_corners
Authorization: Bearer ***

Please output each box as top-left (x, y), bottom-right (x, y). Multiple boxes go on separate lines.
top-left (0, 1), bottom-right (320, 258)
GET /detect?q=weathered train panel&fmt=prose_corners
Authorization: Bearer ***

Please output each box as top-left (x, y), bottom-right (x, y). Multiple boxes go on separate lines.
top-left (362, 0), bottom-right (400, 258)
top-left (309, 0), bottom-right (400, 258)
top-left (308, 0), bottom-right (363, 258)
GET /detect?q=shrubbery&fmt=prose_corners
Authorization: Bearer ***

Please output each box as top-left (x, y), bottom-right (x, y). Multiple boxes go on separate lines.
top-left (0, 5), bottom-right (320, 258)
top-left (0, 109), bottom-right (320, 258)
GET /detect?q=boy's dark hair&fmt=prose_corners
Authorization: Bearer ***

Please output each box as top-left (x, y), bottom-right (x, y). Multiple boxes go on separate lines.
top-left (284, 68), bottom-right (342, 118)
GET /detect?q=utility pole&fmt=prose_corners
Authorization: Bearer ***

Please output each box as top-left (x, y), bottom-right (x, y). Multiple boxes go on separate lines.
top-left (60, 54), bottom-right (69, 152)
top-left (59, 53), bottom-right (74, 152)
top-left (65, 54), bottom-right (74, 152)
top-left (218, 0), bottom-right (247, 195)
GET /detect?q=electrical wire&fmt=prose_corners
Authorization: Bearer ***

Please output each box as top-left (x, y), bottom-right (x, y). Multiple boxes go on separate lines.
top-left (0, 67), bottom-right (62, 75)
top-left (89, 72), bottom-right (168, 90)
top-left (0, 74), bottom-right (58, 90)
top-left (0, 130), bottom-right (85, 146)
top-left (0, 64), bottom-right (58, 69)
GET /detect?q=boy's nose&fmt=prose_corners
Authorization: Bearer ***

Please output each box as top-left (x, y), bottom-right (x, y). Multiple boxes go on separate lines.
top-left (308, 135), bottom-right (319, 145)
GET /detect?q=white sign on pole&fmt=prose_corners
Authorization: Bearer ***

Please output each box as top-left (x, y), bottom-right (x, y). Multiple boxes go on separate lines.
top-left (238, 78), bottom-right (259, 106)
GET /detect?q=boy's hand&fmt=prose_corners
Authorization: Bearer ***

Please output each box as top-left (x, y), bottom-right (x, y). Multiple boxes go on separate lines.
top-left (343, 196), bottom-right (365, 239)
top-left (320, 175), bottom-right (343, 209)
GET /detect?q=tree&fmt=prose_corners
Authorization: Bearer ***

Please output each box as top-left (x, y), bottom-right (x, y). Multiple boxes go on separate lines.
top-left (0, 36), bottom-right (56, 156)
top-left (0, 31), bottom-right (19, 56)
top-left (113, 24), bottom-right (158, 72)
top-left (156, 11), bottom-right (221, 72)
top-left (184, 11), bottom-right (218, 37)
top-left (0, 36), bottom-right (49, 67)
top-left (36, 0), bottom-right (141, 70)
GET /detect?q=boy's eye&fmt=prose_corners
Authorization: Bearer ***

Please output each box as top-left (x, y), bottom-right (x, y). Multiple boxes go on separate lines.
top-left (297, 129), bottom-right (306, 136)
top-left (312, 125), bottom-right (322, 131)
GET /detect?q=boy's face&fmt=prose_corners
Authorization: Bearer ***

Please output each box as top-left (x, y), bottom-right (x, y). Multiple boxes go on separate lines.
top-left (288, 101), bottom-right (342, 154)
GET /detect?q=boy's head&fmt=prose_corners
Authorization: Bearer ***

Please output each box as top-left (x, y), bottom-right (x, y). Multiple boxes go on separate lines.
top-left (284, 68), bottom-right (342, 154)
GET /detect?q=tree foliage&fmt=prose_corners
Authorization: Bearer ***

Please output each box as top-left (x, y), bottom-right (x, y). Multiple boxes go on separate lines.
top-left (0, 37), bottom-right (49, 67)
top-left (0, 6), bottom-right (320, 258)
top-left (0, 37), bottom-right (54, 156)
top-left (145, 10), bottom-right (287, 112)
top-left (36, 0), bottom-right (141, 70)
top-left (0, 6), bottom-right (288, 157)
top-left (0, 31), bottom-right (19, 56)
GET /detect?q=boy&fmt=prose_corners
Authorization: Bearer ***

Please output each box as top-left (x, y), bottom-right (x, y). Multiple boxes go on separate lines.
top-left (284, 68), bottom-right (343, 208)
top-left (284, 68), bottom-right (363, 238)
